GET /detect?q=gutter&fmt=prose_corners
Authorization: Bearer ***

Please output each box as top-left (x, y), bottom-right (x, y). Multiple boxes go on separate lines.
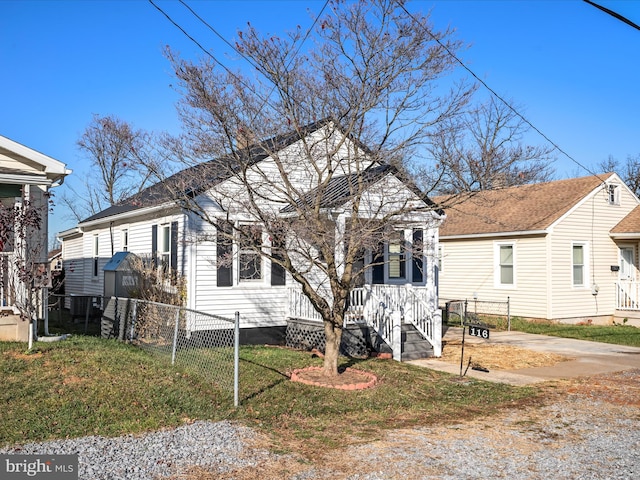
top-left (440, 229), bottom-right (549, 240)
top-left (77, 203), bottom-right (180, 229)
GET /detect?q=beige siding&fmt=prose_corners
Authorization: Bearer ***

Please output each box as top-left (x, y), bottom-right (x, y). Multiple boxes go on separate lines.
top-left (548, 185), bottom-right (635, 319)
top-left (439, 236), bottom-right (549, 318)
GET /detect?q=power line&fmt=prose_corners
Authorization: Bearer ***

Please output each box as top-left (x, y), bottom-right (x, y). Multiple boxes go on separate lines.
top-left (583, 0), bottom-right (640, 31)
top-left (148, 0), bottom-right (276, 114)
top-left (396, 1), bottom-right (605, 183)
top-left (176, 0), bottom-right (329, 123)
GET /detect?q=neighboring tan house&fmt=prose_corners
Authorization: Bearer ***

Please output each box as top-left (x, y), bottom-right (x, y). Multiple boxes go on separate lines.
top-left (59, 121), bottom-right (444, 358)
top-left (0, 135), bottom-right (71, 341)
top-left (437, 173), bottom-right (640, 325)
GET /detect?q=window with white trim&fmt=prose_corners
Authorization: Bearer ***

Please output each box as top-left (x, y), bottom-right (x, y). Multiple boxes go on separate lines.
top-left (495, 242), bottom-right (515, 287)
top-left (121, 229), bottom-right (129, 252)
top-left (608, 184), bottom-right (620, 205)
top-left (572, 242), bottom-right (588, 287)
top-left (92, 234), bottom-right (99, 277)
top-left (238, 225), bottom-right (263, 281)
top-left (159, 224), bottom-right (171, 272)
top-left (387, 231), bottom-right (406, 280)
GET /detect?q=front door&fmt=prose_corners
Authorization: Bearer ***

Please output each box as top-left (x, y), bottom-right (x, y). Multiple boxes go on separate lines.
top-left (620, 246), bottom-right (636, 280)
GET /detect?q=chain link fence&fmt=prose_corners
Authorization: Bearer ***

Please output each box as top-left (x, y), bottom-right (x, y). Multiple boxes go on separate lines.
top-left (103, 297), bottom-right (240, 406)
top-left (442, 297), bottom-right (511, 330)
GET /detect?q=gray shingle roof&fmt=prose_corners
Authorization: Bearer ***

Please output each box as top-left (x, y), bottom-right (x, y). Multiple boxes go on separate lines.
top-left (80, 119), bottom-right (335, 224)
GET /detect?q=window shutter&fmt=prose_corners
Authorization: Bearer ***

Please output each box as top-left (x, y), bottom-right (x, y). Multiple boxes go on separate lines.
top-left (270, 233), bottom-right (286, 286)
top-left (151, 225), bottom-right (158, 268)
top-left (170, 221), bottom-right (178, 273)
top-left (217, 222), bottom-right (233, 287)
top-left (372, 242), bottom-right (384, 284)
top-left (412, 229), bottom-right (424, 283)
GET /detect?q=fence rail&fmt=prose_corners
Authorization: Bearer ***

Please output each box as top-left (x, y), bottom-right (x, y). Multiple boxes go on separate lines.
top-left (106, 297), bottom-right (240, 406)
top-left (442, 297), bottom-right (511, 331)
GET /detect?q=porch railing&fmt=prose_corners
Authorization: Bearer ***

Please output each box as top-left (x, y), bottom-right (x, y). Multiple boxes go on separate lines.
top-left (616, 280), bottom-right (640, 310)
top-left (1, 252), bottom-right (14, 309)
top-left (286, 285), bottom-right (441, 359)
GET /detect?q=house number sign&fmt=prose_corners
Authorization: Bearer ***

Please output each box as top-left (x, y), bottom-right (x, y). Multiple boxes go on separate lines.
top-left (468, 325), bottom-right (490, 339)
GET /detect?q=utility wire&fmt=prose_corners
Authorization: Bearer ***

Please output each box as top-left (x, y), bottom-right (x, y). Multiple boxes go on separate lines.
top-left (148, 0), bottom-right (276, 115)
top-left (176, 0), bottom-right (330, 125)
top-left (583, 0), bottom-right (640, 31)
top-left (396, 1), bottom-right (606, 183)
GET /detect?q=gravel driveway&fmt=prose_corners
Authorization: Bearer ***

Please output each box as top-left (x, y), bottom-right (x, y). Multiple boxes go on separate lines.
top-left (3, 370), bottom-right (639, 479)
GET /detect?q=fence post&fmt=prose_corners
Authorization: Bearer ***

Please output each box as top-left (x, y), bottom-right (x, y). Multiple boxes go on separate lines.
top-left (129, 299), bottom-right (138, 342)
top-left (464, 299), bottom-right (468, 324)
top-left (234, 311), bottom-right (240, 408)
top-left (507, 296), bottom-right (511, 331)
top-left (171, 308), bottom-right (180, 366)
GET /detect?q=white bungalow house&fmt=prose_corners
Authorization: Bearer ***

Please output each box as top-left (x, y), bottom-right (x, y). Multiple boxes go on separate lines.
top-left (0, 135), bottom-right (71, 341)
top-left (59, 121), bottom-right (444, 359)
top-left (436, 172), bottom-right (640, 326)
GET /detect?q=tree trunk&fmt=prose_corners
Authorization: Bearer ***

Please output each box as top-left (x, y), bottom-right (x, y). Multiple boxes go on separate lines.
top-left (323, 319), bottom-right (343, 377)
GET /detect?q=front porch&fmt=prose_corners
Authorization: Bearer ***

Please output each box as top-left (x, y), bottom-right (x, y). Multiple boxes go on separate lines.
top-left (615, 280), bottom-right (640, 327)
top-left (286, 285), bottom-right (442, 360)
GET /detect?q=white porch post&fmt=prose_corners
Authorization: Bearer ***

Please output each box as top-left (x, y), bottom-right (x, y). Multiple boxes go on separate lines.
top-left (392, 309), bottom-right (402, 361)
top-left (333, 211), bottom-right (346, 278)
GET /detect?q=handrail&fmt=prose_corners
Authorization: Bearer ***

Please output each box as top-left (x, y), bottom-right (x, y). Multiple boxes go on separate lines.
top-left (286, 284), bottom-right (442, 359)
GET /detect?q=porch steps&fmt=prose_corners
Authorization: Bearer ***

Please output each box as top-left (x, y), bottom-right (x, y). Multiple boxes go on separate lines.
top-left (401, 323), bottom-right (434, 361)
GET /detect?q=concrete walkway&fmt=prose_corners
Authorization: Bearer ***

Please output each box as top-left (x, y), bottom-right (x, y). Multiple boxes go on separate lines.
top-left (407, 327), bottom-right (640, 386)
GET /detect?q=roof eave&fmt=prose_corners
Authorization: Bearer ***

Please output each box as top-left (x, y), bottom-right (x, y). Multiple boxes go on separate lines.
top-left (79, 203), bottom-right (181, 229)
top-left (440, 229), bottom-right (549, 240)
top-left (610, 232), bottom-right (640, 240)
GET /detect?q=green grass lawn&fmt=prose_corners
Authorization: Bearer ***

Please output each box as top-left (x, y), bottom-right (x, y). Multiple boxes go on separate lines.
top-left (0, 336), bottom-right (540, 454)
top-left (489, 316), bottom-right (640, 347)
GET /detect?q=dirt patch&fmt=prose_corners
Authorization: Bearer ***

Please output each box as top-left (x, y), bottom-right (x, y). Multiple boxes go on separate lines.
top-left (290, 366), bottom-right (377, 390)
top-left (563, 368), bottom-right (640, 407)
top-left (439, 341), bottom-right (573, 370)
top-left (2, 351), bottom-right (43, 361)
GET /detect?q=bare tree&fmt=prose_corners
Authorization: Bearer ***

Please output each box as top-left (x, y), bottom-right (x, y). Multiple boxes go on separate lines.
top-left (61, 114), bottom-right (153, 221)
top-left (599, 154), bottom-right (640, 196)
top-left (421, 96), bottom-right (555, 195)
top-left (138, 0), bottom-right (474, 376)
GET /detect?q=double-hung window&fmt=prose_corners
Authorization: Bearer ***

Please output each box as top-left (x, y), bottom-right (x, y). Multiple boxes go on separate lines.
top-left (388, 231), bottom-right (406, 281)
top-left (121, 229), bottom-right (129, 252)
top-left (92, 234), bottom-right (99, 277)
top-left (159, 224), bottom-right (171, 273)
top-left (495, 242), bottom-right (515, 287)
top-left (152, 222), bottom-right (178, 278)
top-left (572, 243), bottom-right (587, 287)
top-left (239, 225), bottom-right (262, 281)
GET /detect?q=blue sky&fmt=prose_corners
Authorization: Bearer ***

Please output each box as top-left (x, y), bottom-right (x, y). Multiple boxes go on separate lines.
top-left (1, 0), bottom-right (639, 239)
